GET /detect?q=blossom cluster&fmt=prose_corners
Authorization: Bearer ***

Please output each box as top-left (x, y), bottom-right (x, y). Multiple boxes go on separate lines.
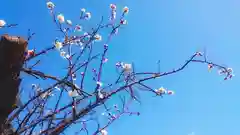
top-left (32, 84), bottom-right (54, 99)
top-left (195, 52), bottom-right (234, 80)
top-left (24, 49), bottom-right (35, 59)
top-left (207, 63), bottom-right (234, 80)
top-left (155, 87), bottom-right (174, 96)
top-left (7, 1), bottom-right (235, 135)
top-left (116, 62), bottom-right (132, 73)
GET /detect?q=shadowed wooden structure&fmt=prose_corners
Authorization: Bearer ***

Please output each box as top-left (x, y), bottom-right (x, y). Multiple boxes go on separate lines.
top-left (0, 35), bottom-right (27, 134)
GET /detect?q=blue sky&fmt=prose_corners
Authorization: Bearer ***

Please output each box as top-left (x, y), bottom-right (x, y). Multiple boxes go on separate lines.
top-left (1, 0), bottom-right (240, 135)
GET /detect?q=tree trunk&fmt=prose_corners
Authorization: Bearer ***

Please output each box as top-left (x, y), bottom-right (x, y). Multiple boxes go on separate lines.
top-left (0, 35), bottom-right (27, 133)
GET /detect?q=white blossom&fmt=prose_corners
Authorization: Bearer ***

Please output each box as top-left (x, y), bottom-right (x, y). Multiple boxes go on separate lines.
top-left (94, 34), bottom-right (102, 41)
top-left (97, 81), bottom-right (103, 87)
top-left (55, 41), bottom-right (63, 50)
top-left (66, 20), bottom-right (72, 25)
top-left (110, 4), bottom-right (117, 10)
top-left (227, 68), bottom-right (233, 73)
top-left (100, 129), bottom-right (108, 135)
top-left (54, 86), bottom-right (61, 91)
top-left (85, 12), bottom-right (91, 20)
top-left (60, 51), bottom-right (66, 58)
top-left (81, 8), bottom-right (86, 13)
top-left (0, 20), bottom-right (6, 27)
top-left (75, 25), bottom-right (82, 32)
top-left (46, 2), bottom-right (55, 9)
top-left (65, 54), bottom-right (71, 59)
top-left (123, 6), bottom-right (129, 14)
top-left (68, 90), bottom-right (79, 97)
top-left (98, 90), bottom-right (104, 99)
top-left (122, 63), bottom-right (132, 72)
top-left (57, 14), bottom-right (65, 23)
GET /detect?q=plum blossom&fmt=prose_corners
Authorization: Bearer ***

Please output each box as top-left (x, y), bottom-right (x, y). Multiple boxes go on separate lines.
top-left (72, 73), bottom-right (77, 80)
top-left (94, 34), bottom-right (102, 41)
top-left (103, 58), bottom-right (108, 63)
top-left (85, 12), bottom-right (91, 20)
top-left (229, 74), bottom-right (235, 79)
top-left (84, 32), bottom-right (91, 39)
top-left (227, 68), bottom-right (233, 73)
top-left (46, 1), bottom-right (55, 9)
top-left (122, 63), bottom-right (132, 72)
top-left (80, 72), bottom-right (84, 76)
top-left (55, 41), bottom-right (63, 50)
top-left (116, 62), bottom-right (123, 67)
top-left (100, 129), bottom-right (108, 135)
top-left (123, 6), bottom-right (129, 14)
top-left (218, 67), bottom-right (234, 80)
top-left (120, 19), bottom-right (127, 25)
top-left (54, 86), bottom-right (61, 91)
top-left (98, 90), bottom-right (104, 99)
top-left (0, 20), bottom-right (6, 27)
top-left (155, 87), bottom-right (166, 95)
top-left (75, 39), bottom-right (83, 46)
top-left (218, 69), bottom-right (225, 75)
top-left (155, 87), bottom-right (174, 95)
top-left (75, 25), bottom-right (82, 32)
top-left (167, 90), bottom-right (174, 95)
top-left (60, 51), bottom-right (66, 58)
top-left (104, 44), bottom-right (108, 49)
top-left (81, 8), bottom-right (86, 13)
top-left (68, 90), bottom-right (79, 97)
top-left (27, 49), bottom-right (35, 57)
top-left (97, 81), bottom-right (103, 87)
top-left (113, 28), bottom-right (119, 35)
top-left (60, 51), bottom-right (71, 59)
top-left (110, 4), bottom-right (117, 10)
top-left (57, 14), bottom-right (65, 23)
top-left (92, 68), bottom-right (97, 73)
top-left (66, 20), bottom-right (72, 25)
top-left (196, 51), bottom-right (202, 56)
top-left (32, 84), bottom-right (37, 89)
top-left (65, 54), bottom-right (71, 59)
top-left (208, 64), bottom-right (213, 71)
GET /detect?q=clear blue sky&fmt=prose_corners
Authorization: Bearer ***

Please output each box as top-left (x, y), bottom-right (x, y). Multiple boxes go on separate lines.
top-left (1, 0), bottom-right (240, 135)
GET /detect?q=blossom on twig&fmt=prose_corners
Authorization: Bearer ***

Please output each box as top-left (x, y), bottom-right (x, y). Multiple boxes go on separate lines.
top-left (68, 90), bottom-right (79, 97)
top-left (100, 129), bottom-right (108, 135)
top-left (123, 6), bottom-right (129, 14)
top-left (122, 63), bottom-right (132, 72)
top-left (81, 8), bottom-right (86, 13)
top-left (94, 34), bottom-right (102, 41)
top-left (55, 41), bottom-right (63, 50)
top-left (120, 19), bottom-right (127, 25)
top-left (110, 4), bottom-right (117, 10)
top-left (85, 12), bottom-right (91, 20)
top-left (57, 14), bottom-right (65, 23)
top-left (66, 20), bottom-right (72, 26)
top-left (208, 64), bottom-right (213, 71)
top-left (75, 25), bottom-right (82, 32)
top-left (97, 81), bottom-right (103, 87)
top-left (46, 2), bottom-right (55, 10)
top-left (98, 90), bottom-right (104, 99)
top-left (0, 20), bottom-right (6, 27)
top-left (103, 58), bottom-right (108, 63)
